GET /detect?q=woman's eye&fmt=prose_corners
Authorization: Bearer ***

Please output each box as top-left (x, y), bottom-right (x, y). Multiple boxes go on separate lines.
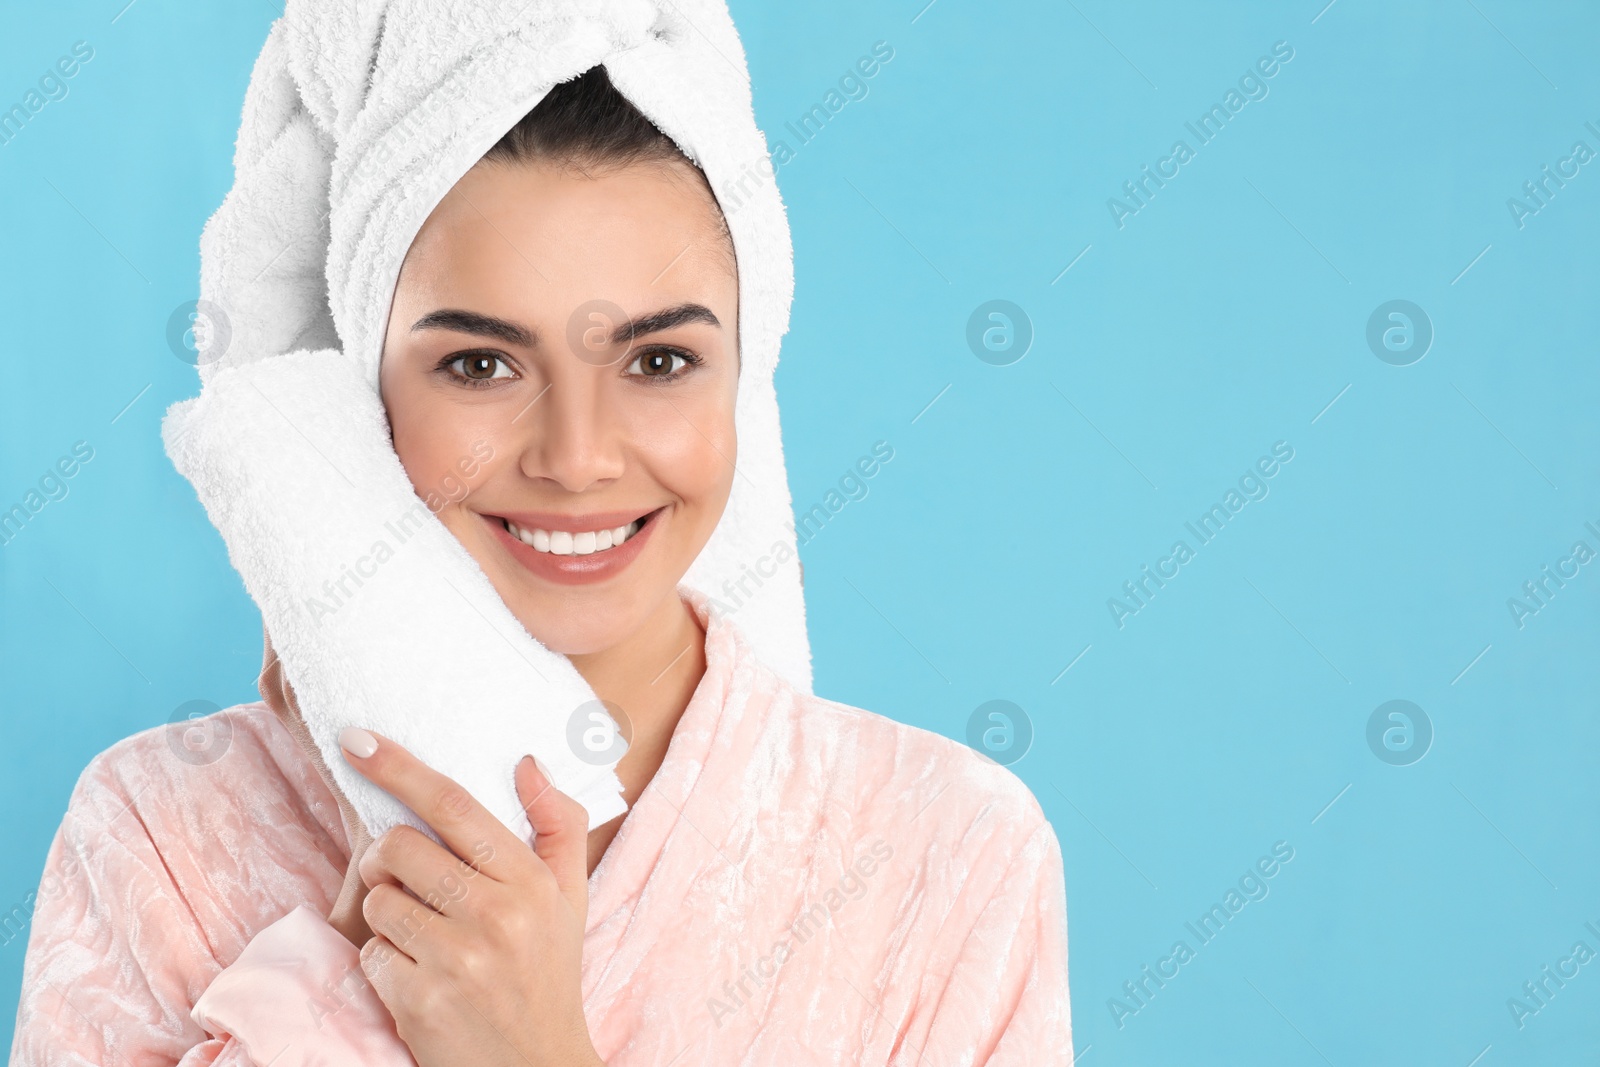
top-left (625, 348), bottom-right (696, 379)
top-left (447, 354), bottom-right (515, 382)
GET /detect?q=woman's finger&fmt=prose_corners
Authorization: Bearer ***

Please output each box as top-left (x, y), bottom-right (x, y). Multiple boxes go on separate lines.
top-left (514, 755), bottom-right (592, 917)
top-left (358, 932), bottom-right (419, 1006)
top-left (358, 824), bottom-right (489, 918)
top-left (339, 727), bottom-right (515, 882)
top-left (360, 881), bottom-right (450, 966)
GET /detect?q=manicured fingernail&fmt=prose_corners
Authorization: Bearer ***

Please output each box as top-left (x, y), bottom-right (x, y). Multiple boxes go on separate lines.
top-left (340, 726), bottom-right (378, 758)
top-left (531, 755), bottom-right (552, 782)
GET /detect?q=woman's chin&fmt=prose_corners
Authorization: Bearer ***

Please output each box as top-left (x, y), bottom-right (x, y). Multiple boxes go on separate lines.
top-left (526, 627), bottom-right (619, 658)
top-left (505, 591), bottom-right (656, 658)
top-left (510, 582), bottom-right (691, 662)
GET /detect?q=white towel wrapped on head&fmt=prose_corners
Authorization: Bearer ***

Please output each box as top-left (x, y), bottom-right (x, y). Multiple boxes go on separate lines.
top-left (164, 0), bottom-right (811, 844)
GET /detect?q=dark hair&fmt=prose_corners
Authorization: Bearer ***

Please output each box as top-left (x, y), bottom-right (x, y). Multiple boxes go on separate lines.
top-left (482, 64), bottom-right (733, 265)
top-left (485, 65), bottom-right (686, 171)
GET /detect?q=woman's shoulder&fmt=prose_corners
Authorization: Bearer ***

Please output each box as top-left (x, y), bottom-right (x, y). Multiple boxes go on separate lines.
top-left (63, 700), bottom-right (341, 842)
top-left (745, 675), bottom-right (1064, 955)
top-left (717, 612), bottom-right (1046, 842)
top-left (16, 703), bottom-right (353, 1047)
top-left (738, 647), bottom-right (1053, 876)
top-left (804, 689), bottom-right (1047, 829)
top-left (73, 700), bottom-right (283, 790)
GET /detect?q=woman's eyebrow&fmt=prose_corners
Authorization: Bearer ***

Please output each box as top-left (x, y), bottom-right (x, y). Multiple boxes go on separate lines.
top-left (411, 308), bottom-right (534, 347)
top-left (410, 302), bottom-right (719, 349)
top-left (612, 303), bottom-right (720, 343)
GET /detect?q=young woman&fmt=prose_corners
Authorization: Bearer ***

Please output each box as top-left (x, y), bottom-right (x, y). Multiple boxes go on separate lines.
top-left (10, 15), bottom-right (1070, 1067)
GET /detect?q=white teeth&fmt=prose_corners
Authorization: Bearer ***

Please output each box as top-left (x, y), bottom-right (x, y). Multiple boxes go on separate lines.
top-left (504, 515), bottom-right (649, 556)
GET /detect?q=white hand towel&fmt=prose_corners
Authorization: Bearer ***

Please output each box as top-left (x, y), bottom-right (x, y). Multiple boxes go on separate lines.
top-left (163, 0), bottom-right (810, 845)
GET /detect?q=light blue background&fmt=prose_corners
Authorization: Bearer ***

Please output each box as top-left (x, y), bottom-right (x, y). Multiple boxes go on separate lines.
top-left (3, 1), bottom-right (1597, 1063)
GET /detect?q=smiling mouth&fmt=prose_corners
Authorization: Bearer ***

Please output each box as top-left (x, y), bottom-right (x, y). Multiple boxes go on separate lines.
top-left (498, 509), bottom-right (660, 556)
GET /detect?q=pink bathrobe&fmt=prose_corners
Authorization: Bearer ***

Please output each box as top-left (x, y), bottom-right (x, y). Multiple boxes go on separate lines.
top-left (9, 590), bottom-right (1072, 1064)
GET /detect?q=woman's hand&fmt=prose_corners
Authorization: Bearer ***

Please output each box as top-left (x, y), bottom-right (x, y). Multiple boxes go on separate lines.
top-left (338, 725), bottom-right (604, 1067)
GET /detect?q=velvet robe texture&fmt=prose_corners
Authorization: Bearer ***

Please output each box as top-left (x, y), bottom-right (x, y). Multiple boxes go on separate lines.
top-left (10, 590), bottom-right (1072, 1064)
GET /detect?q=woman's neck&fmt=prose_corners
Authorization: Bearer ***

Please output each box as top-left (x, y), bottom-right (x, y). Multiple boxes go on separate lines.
top-left (566, 589), bottom-right (707, 877)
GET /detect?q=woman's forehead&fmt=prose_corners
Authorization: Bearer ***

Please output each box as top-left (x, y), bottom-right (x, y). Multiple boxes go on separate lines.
top-left (405, 160), bottom-right (735, 291)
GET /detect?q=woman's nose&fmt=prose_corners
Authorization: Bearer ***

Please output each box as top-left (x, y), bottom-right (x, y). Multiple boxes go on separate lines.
top-left (517, 374), bottom-right (626, 493)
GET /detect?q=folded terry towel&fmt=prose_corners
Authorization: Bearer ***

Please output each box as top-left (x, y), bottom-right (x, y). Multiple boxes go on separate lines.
top-left (163, 0), bottom-right (811, 843)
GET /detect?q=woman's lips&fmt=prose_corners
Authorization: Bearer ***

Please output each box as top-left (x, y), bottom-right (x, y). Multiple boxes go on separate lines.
top-left (483, 506), bottom-right (662, 586)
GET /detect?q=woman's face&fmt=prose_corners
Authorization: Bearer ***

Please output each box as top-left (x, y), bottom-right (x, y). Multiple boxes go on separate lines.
top-left (379, 157), bottom-right (738, 655)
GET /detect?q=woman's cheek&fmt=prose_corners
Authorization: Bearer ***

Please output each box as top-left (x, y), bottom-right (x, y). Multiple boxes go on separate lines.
top-left (637, 393), bottom-right (735, 501)
top-left (392, 403), bottom-right (502, 512)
